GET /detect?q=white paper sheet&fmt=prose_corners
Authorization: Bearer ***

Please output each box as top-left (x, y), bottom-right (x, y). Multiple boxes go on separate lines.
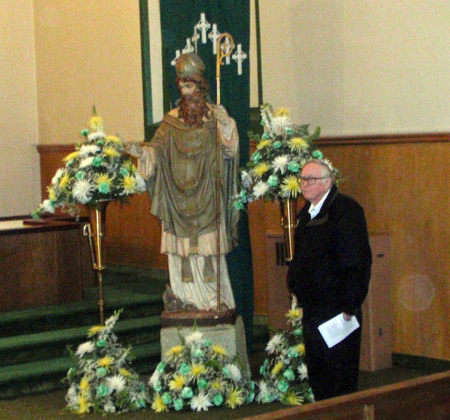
top-left (318, 313), bottom-right (360, 348)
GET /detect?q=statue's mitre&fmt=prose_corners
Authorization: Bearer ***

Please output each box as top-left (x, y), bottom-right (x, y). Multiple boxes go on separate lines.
top-left (175, 53), bottom-right (205, 79)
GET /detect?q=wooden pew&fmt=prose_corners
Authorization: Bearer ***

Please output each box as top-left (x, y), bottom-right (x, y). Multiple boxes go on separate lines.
top-left (243, 370), bottom-right (450, 420)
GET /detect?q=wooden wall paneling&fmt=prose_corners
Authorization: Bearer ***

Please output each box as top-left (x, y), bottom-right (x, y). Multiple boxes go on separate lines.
top-left (104, 194), bottom-right (167, 269)
top-left (317, 139), bottom-right (450, 361)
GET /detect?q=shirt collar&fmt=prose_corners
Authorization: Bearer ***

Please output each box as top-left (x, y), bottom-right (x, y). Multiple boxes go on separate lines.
top-left (308, 188), bottom-right (331, 219)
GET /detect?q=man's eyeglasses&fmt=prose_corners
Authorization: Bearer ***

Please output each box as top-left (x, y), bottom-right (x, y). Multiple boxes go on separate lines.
top-left (299, 176), bottom-right (328, 186)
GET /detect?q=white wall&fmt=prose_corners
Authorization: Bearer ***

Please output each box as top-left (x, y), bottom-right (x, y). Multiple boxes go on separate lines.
top-left (0, 1), bottom-right (40, 217)
top-left (259, 0), bottom-right (450, 136)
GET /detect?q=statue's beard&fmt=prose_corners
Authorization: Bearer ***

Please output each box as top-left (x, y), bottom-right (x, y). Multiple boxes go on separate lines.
top-left (178, 90), bottom-right (210, 128)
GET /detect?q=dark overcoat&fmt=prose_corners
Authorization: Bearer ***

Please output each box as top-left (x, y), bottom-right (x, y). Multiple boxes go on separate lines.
top-left (287, 184), bottom-right (372, 319)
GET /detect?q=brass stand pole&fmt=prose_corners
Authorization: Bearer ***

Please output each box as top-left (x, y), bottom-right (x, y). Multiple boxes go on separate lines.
top-left (215, 33), bottom-right (234, 312)
top-left (83, 200), bottom-right (109, 324)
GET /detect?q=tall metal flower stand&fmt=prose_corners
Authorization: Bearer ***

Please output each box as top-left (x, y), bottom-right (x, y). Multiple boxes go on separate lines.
top-left (279, 198), bottom-right (298, 262)
top-left (83, 200), bottom-right (109, 324)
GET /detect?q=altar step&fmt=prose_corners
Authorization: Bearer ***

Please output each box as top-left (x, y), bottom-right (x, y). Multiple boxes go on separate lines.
top-left (0, 265), bottom-right (269, 400)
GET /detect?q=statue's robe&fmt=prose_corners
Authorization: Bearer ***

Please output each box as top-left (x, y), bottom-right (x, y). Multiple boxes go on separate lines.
top-left (137, 112), bottom-right (240, 310)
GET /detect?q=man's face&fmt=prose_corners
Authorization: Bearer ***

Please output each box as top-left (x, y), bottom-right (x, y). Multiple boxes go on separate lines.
top-left (179, 81), bottom-right (198, 97)
top-left (300, 162), bottom-right (332, 205)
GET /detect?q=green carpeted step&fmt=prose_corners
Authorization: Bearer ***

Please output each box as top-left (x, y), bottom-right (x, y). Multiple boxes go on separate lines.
top-left (0, 290), bottom-right (163, 338)
top-left (0, 316), bottom-right (161, 367)
top-left (0, 341), bottom-right (161, 400)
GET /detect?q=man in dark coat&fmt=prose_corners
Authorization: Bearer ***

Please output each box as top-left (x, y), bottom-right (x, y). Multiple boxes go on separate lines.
top-left (287, 159), bottom-right (372, 400)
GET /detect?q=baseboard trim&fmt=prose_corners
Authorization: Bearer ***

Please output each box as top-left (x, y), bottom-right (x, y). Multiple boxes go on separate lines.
top-left (393, 352), bottom-right (450, 372)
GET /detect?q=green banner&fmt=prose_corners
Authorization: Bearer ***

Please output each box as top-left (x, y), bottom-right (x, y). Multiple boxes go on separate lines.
top-left (160, 1), bottom-right (254, 350)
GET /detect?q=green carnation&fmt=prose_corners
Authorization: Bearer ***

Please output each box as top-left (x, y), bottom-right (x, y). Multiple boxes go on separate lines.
top-left (213, 393), bottom-right (224, 406)
top-left (96, 384), bottom-right (109, 397)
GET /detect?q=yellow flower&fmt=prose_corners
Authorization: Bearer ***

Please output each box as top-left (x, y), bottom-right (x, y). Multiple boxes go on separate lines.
top-left (63, 151), bottom-right (79, 162)
top-left (122, 175), bottom-right (136, 193)
top-left (191, 363), bottom-right (207, 378)
top-left (274, 107), bottom-right (290, 117)
top-left (77, 395), bottom-right (92, 414)
top-left (102, 145), bottom-right (120, 158)
top-left (281, 175), bottom-right (301, 197)
top-left (210, 380), bottom-right (224, 392)
top-left (253, 162), bottom-right (271, 177)
top-left (256, 139), bottom-right (271, 150)
top-left (283, 391), bottom-right (304, 406)
top-left (95, 173), bottom-right (113, 186)
top-left (59, 173), bottom-right (70, 189)
top-left (226, 388), bottom-right (244, 409)
top-left (288, 137), bottom-right (309, 152)
top-left (151, 394), bottom-right (169, 413)
top-left (169, 374), bottom-right (186, 391)
top-left (165, 345), bottom-right (184, 358)
top-left (105, 135), bottom-right (122, 144)
top-left (97, 356), bottom-right (114, 368)
top-left (79, 377), bottom-right (90, 393)
top-left (271, 361), bottom-right (284, 376)
top-left (286, 308), bottom-right (303, 320)
top-left (89, 115), bottom-right (103, 132)
top-left (46, 186), bottom-right (56, 201)
top-left (296, 343), bottom-right (305, 355)
top-left (119, 368), bottom-right (131, 377)
top-left (88, 325), bottom-right (104, 337)
top-left (212, 344), bottom-right (228, 357)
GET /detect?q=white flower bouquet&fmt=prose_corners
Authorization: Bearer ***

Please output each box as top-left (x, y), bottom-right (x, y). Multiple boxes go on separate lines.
top-left (64, 310), bottom-right (148, 414)
top-left (32, 109), bottom-right (146, 218)
top-left (148, 330), bottom-right (255, 412)
top-left (234, 103), bottom-right (339, 209)
top-left (256, 297), bottom-right (315, 405)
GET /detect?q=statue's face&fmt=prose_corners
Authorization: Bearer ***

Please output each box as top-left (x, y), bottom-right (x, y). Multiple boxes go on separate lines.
top-left (179, 81), bottom-right (198, 97)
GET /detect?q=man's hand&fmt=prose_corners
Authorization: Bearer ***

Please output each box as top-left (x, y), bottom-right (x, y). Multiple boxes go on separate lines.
top-left (343, 313), bottom-right (354, 322)
top-left (211, 104), bottom-right (231, 125)
top-left (125, 142), bottom-right (143, 158)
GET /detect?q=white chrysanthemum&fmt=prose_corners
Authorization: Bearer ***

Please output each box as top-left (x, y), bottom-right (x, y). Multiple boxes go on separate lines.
top-left (51, 168), bottom-right (64, 186)
top-left (79, 144), bottom-right (100, 157)
top-left (252, 181), bottom-right (269, 198)
top-left (72, 179), bottom-right (94, 204)
top-left (148, 369), bottom-right (161, 388)
top-left (298, 363), bottom-right (309, 380)
top-left (107, 374), bottom-right (126, 392)
top-left (270, 115), bottom-right (291, 132)
top-left (79, 156), bottom-right (94, 168)
top-left (265, 333), bottom-right (285, 354)
top-left (105, 312), bottom-right (120, 328)
top-left (41, 199), bottom-right (55, 214)
top-left (272, 155), bottom-right (290, 174)
top-left (321, 158), bottom-right (334, 172)
top-left (134, 173), bottom-right (146, 192)
top-left (65, 384), bottom-right (78, 406)
top-left (225, 363), bottom-right (242, 382)
top-left (75, 341), bottom-right (95, 358)
top-left (185, 331), bottom-right (204, 346)
top-left (103, 400), bottom-right (116, 413)
top-left (240, 170), bottom-right (253, 188)
top-left (190, 391), bottom-right (212, 412)
top-left (87, 132), bottom-right (105, 142)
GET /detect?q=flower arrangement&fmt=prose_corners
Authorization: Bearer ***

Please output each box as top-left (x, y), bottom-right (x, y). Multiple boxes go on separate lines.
top-left (64, 310), bottom-right (148, 414)
top-left (256, 296), bottom-right (315, 405)
top-left (148, 330), bottom-right (255, 412)
top-left (234, 103), bottom-right (339, 209)
top-left (32, 109), bottom-right (146, 218)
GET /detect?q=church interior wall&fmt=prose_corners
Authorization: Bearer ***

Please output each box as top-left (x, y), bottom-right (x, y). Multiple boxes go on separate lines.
top-left (1, 1), bottom-right (449, 361)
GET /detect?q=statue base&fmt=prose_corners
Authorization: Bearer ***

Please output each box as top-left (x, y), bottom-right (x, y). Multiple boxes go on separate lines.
top-left (160, 312), bottom-right (250, 375)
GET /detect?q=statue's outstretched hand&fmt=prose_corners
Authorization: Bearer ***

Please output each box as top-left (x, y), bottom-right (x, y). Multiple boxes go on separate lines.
top-left (211, 104), bottom-right (231, 125)
top-left (125, 142), bottom-right (143, 158)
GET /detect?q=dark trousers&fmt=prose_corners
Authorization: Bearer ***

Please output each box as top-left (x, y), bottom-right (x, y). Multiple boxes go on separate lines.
top-left (303, 311), bottom-right (362, 401)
